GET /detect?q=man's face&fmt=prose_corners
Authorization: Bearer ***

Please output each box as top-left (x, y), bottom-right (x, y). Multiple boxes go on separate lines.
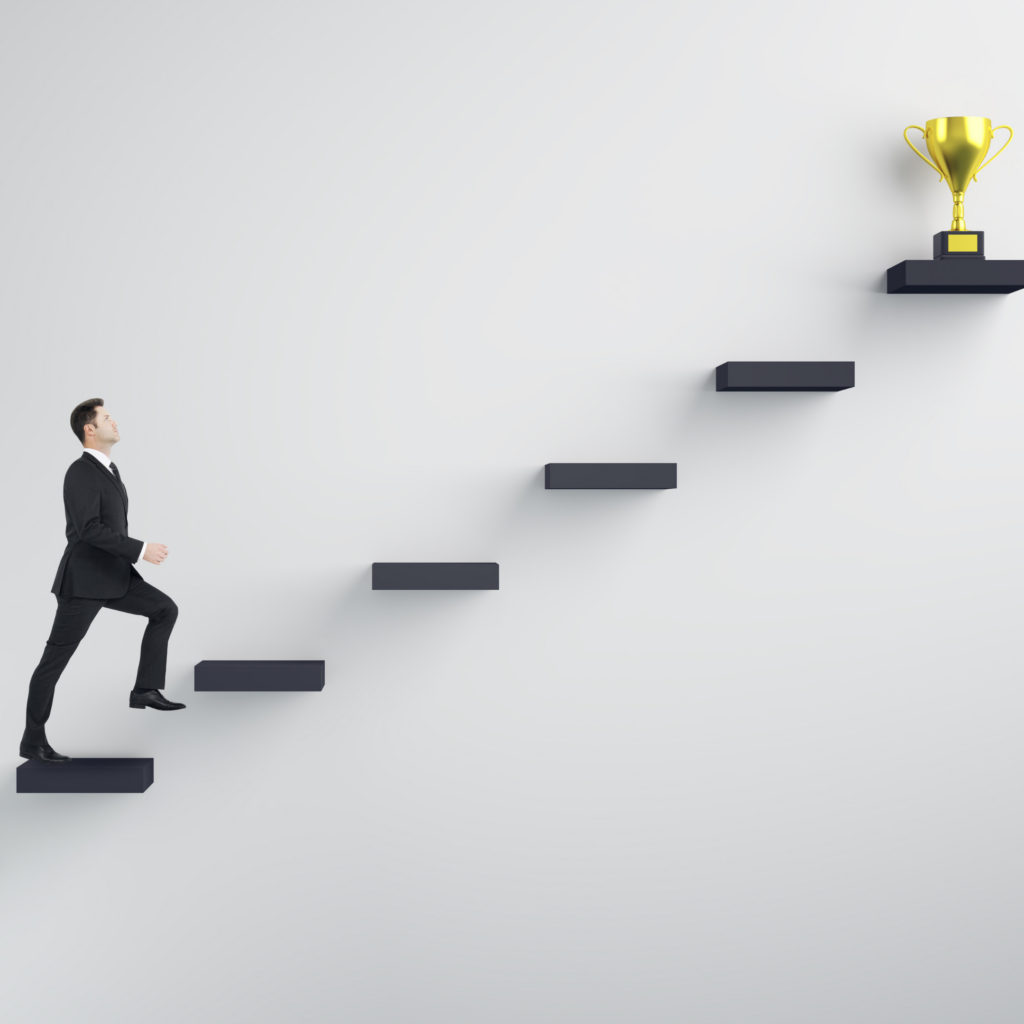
top-left (86, 406), bottom-right (120, 446)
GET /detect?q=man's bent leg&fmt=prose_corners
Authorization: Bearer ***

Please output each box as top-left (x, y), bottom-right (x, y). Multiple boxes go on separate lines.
top-left (105, 578), bottom-right (178, 691)
top-left (23, 598), bottom-right (104, 745)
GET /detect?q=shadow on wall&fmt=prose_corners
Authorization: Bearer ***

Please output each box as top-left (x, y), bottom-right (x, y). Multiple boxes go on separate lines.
top-left (857, 279), bottom-right (1011, 360)
top-left (265, 564), bottom-right (485, 678)
top-left (673, 368), bottom-right (839, 478)
top-left (0, 782), bottom-right (134, 866)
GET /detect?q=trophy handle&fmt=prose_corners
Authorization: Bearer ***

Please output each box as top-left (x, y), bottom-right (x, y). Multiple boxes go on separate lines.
top-left (974, 124), bottom-right (1013, 181)
top-left (904, 125), bottom-right (944, 180)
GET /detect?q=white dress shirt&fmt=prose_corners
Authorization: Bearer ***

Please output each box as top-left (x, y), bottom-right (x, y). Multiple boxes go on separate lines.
top-left (82, 448), bottom-right (145, 563)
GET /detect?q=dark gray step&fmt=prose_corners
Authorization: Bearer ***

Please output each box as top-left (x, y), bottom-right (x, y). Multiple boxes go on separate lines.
top-left (716, 361), bottom-right (855, 392)
top-left (887, 259), bottom-right (1024, 293)
top-left (194, 660), bottom-right (325, 691)
top-left (545, 463), bottom-right (677, 489)
top-left (17, 758), bottom-right (153, 793)
top-left (372, 563), bottom-right (499, 590)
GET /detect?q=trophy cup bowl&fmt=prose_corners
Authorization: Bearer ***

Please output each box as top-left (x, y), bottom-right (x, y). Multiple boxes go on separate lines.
top-left (904, 116), bottom-right (1012, 231)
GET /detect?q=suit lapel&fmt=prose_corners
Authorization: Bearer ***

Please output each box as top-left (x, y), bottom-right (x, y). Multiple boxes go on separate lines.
top-left (80, 452), bottom-right (128, 514)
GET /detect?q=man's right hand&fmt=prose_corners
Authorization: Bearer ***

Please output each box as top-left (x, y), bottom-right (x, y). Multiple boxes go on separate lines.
top-left (143, 543), bottom-right (169, 565)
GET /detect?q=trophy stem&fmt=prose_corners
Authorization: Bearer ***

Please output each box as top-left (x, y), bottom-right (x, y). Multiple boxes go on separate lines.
top-left (951, 191), bottom-right (966, 231)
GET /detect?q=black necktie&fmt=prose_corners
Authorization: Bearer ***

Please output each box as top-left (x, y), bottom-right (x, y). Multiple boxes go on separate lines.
top-left (109, 462), bottom-right (127, 499)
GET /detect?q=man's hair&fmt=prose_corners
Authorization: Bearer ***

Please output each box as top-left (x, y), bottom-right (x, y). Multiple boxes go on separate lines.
top-left (70, 398), bottom-right (104, 444)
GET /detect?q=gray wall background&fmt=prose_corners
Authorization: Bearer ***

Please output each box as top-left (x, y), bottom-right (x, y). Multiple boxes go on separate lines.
top-left (3, 1), bottom-right (1023, 1021)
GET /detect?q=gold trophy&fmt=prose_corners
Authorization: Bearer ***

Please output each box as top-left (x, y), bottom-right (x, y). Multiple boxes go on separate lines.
top-left (903, 117), bottom-right (1012, 258)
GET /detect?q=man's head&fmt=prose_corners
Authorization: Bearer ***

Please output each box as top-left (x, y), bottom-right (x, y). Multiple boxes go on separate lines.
top-left (70, 398), bottom-right (120, 449)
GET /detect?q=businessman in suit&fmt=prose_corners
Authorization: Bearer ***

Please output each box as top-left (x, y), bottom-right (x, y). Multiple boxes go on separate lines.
top-left (21, 399), bottom-right (185, 764)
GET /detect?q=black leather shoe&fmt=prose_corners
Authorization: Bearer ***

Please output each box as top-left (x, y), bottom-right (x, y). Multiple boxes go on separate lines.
top-left (20, 743), bottom-right (72, 763)
top-left (129, 689), bottom-right (186, 710)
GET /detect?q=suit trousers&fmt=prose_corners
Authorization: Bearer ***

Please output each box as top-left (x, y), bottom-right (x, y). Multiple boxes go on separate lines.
top-left (23, 575), bottom-right (178, 744)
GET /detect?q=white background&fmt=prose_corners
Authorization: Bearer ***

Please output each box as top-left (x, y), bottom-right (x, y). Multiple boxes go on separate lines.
top-left (2, 1), bottom-right (1023, 1021)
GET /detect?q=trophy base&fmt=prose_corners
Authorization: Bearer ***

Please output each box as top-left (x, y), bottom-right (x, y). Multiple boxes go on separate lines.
top-left (934, 230), bottom-right (985, 259)
top-left (887, 259), bottom-right (1024, 294)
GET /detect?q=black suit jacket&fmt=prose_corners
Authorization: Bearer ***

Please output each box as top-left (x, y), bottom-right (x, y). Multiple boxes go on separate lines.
top-left (51, 453), bottom-right (145, 599)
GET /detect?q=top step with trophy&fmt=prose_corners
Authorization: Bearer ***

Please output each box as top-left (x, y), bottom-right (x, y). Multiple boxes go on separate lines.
top-left (887, 116), bottom-right (1024, 294)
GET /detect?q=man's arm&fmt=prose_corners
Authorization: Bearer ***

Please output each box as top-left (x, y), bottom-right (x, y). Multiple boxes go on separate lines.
top-left (64, 464), bottom-right (145, 563)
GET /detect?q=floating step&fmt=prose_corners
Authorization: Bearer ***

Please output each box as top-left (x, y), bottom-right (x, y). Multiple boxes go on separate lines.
top-left (887, 260), bottom-right (1024, 294)
top-left (545, 463), bottom-right (677, 489)
top-left (194, 660), bottom-right (325, 691)
top-left (17, 757), bottom-right (153, 793)
top-left (716, 361), bottom-right (854, 392)
top-left (372, 562), bottom-right (499, 590)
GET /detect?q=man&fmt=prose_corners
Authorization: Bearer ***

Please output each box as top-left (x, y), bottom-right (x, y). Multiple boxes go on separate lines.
top-left (21, 399), bottom-right (185, 764)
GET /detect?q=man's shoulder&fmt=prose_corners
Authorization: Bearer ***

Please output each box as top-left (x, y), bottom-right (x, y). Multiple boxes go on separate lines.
top-left (64, 455), bottom-right (96, 481)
